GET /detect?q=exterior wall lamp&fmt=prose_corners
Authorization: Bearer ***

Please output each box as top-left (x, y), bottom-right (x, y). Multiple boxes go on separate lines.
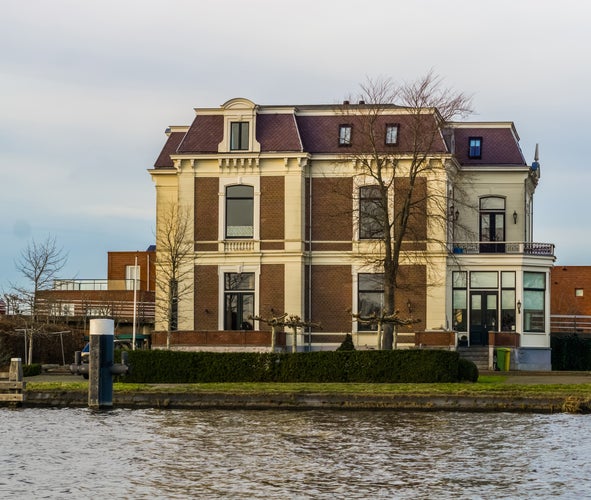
top-left (513, 210), bottom-right (518, 224)
top-left (450, 205), bottom-right (459, 221)
top-left (517, 300), bottom-right (521, 314)
top-left (407, 299), bottom-right (413, 314)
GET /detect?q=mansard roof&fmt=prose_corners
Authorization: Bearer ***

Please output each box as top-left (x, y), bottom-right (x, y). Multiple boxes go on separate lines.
top-left (256, 113), bottom-right (302, 152)
top-left (452, 123), bottom-right (526, 166)
top-left (153, 130), bottom-right (186, 168)
top-left (296, 113), bottom-right (448, 154)
top-left (153, 101), bottom-right (524, 168)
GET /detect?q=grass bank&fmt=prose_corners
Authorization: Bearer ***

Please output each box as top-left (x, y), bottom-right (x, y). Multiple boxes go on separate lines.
top-left (25, 375), bottom-right (591, 398)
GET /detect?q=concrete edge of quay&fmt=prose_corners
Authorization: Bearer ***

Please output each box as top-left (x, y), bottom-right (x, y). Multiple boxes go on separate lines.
top-left (16, 390), bottom-right (588, 414)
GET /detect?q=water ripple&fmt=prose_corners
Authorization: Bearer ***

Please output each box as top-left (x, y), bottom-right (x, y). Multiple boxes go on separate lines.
top-left (1, 408), bottom-right (590, 498)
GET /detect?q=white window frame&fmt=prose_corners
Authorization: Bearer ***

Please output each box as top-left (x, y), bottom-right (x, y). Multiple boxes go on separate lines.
top-left (218, 265), bottom-right (260, 330)
top-left (353, 177), bottom-right (393, 242)
top-left (219, 176), bottom-right (261, 242)
top-left (125, 265), bottom-right (140, 291)
top-left (385, 124), bottom-right (399, 145)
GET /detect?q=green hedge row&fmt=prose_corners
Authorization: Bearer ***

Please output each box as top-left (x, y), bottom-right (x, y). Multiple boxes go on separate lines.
top-left (551, 335), bottom-right (591, 370)
top-left (23, 363), bottom-right (42, 377)
top-left (124, 349), bottom-right (478, 384)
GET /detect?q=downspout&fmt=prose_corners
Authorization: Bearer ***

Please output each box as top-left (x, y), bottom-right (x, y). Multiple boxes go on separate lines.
top-left (524, 178), bottom-right (529, 242)
top-left (147, 253), bottom-right (150, 291)
top-left (308, 161), bottom-right (313, 351)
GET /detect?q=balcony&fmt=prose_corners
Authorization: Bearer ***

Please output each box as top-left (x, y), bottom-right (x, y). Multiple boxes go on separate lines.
top-left (53, 279), bottom-right (146, 291)
top-left (223, 240), bottom-right (256, 252)
top-left (450, 241), bottom-right (555, 257)
top-left (54, 279), bottom-right (109, 291)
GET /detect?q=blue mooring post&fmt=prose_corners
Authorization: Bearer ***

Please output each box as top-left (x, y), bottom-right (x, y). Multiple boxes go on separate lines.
top-left (88, 318), bottom-right (115, 409)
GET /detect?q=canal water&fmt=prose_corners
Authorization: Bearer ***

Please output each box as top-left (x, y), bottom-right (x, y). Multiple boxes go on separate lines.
top-left (1, 408), bottom-right (590, 498)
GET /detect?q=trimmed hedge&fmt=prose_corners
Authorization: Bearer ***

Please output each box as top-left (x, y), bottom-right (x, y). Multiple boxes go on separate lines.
top-left (23, 363), bottom-right (43, 377)
top-left (124, 349), bottom-right (476, 384)
top-left (458, 358), bottom-right (479, 382)
top-left (551, 335), bottom-right (591, 370)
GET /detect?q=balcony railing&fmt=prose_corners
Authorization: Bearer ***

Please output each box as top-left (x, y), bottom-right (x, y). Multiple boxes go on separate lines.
top-left (224, 240), bottom-right (255, 252)
top-left (53, 279), bottom-right (146, 291)
top-left (451, 241), bottom-right (555, 257)
top-left (54, 279), bottom-right (109, 291)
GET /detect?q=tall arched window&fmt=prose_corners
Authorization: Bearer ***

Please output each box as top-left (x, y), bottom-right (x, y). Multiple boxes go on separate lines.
top-left (225, 185), bottom-right (254, 238)
top-left (480, 196), bottom-right (505, 253)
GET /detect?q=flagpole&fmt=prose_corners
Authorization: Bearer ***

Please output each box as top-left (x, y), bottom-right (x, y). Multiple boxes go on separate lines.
top-left (132, 255), bottom-right (138, 350)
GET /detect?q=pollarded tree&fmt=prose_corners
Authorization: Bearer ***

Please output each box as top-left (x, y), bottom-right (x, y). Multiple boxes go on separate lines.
top-left (341, 72), bottom-right (472, 349)
top-left (155, 203), bottom-right (193, 349)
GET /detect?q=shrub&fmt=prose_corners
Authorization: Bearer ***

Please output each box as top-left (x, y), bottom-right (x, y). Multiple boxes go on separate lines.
top-left (551, 335), bottom-right (591, 370)
top-left (23, 363), bottom-right (42, 377)
top-left (458, 358), bottom-right (479, 382)
top-left (336, 334), bottom-right (355, 351)
top-left (125, 349), bottom-right (464, 384)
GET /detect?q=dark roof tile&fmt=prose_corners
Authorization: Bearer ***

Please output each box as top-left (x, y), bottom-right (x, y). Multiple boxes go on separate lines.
top-left (453, 127), bottom-right (525, 166)
top-left (257, 113), bottom-right (302, 152)
top-left (296, 113), bottom-right (448, 154)
top-left (177, 115), bottom-right (224, 154)
top-left (153, 131), bottom-right (185, 168)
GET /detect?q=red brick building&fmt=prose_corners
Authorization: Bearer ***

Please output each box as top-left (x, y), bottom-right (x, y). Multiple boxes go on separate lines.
top-left (36, 248), bottom-right (155, 337)
top-left (149, 97), bottom-right (554, 367)
top-left (551, 266), bottom-right (591, 334)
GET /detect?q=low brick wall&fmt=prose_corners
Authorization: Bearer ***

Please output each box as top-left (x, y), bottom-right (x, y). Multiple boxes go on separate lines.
top-left (151, 330), bottom-right (287, 349)
top-left (415, 330), bottom-right (455, 348)
top-left (488, 331), bottom-right (520, 347)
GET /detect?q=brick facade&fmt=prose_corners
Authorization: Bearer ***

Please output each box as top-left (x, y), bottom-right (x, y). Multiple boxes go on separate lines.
top-left (310, 265), bottom-right (352, 332)
top-left (551, 266), bottom-right (591, 316)
top-left (194, 265), bottom-right (218, 330)
top-left (195, 177), bottom-right (218, 244)
top-left (309, 177), bottom-right (353, 245)
top-left (259, 264), bottom-right (285, 330)
top-left (260, 176), bottom-right (285, 247)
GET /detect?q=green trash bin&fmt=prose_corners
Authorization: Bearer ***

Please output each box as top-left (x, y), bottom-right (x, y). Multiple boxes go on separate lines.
top-left (495, 347), bottom-right (511, 371)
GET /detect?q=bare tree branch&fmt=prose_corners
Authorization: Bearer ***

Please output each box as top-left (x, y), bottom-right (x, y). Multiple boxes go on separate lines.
top-left (154, 203), bottom-right (193, 349)
top-left (13, 235), bottom-right (68, 320)
top-left (340, 73), bottom-right (472, 349)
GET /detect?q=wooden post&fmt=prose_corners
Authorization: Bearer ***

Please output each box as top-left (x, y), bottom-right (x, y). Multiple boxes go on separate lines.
top-left (9, 358), bottom-right (23, 382)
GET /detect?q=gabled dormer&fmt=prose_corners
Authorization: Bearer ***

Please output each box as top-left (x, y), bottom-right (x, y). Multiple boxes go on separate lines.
top-left (217, 98), bottom-right (261, 154)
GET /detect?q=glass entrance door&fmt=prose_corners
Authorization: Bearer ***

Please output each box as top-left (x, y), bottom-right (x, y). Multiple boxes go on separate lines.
top-left (470, 292), bottom-right (498, 345)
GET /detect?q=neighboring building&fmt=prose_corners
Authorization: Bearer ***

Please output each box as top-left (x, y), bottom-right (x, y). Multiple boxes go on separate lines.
top-left (36, 248), bottom-right (155, 339)
top-left (550, 266), bottom-right (591, 334)
top-left (149, 98), bottom-right (555, 368)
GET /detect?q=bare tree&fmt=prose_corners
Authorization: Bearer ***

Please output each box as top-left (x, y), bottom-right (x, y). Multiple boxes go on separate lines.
top-left (155, 203), bottom-right (193, 349)
top-left (13, 235), bottom-right (68, 318)
top-left (341, 72), bottom-right (472, 349)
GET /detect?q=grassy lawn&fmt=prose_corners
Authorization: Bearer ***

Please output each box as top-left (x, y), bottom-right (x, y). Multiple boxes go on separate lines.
top-left (25, 375), bottom-right (591, 398)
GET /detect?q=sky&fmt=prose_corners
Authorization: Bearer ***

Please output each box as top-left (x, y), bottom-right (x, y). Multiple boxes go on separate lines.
top-left (1, 0), bottom-right (590, 291)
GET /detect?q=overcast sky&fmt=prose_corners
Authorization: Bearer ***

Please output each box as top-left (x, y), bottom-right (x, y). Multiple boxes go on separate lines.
top-left (1, 0), bottom-right (589, 291)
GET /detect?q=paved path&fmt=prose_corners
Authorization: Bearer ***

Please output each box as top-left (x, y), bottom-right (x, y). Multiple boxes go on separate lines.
top-left (502, 371), bottom-right (591, 385)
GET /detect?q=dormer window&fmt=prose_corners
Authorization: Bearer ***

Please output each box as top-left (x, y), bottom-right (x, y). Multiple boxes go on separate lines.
top-left (230, 122), bottom-right (249, 151)
top-left (385, 124), bottom-right (399, 145)
top-left (339, 125), bottom-right (352, 146)
top-left (468, 137), bottom-right (482, 159)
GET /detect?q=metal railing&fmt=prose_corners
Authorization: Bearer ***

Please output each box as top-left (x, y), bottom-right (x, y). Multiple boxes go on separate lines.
top-left (53, 279), bottom-right (146, 291)
top-left (451, 241), bottom-right (555, 257)
top-left (35, 297), bottom-right (155, 321)
top-left (551, 315), bottom-right (591, 335)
